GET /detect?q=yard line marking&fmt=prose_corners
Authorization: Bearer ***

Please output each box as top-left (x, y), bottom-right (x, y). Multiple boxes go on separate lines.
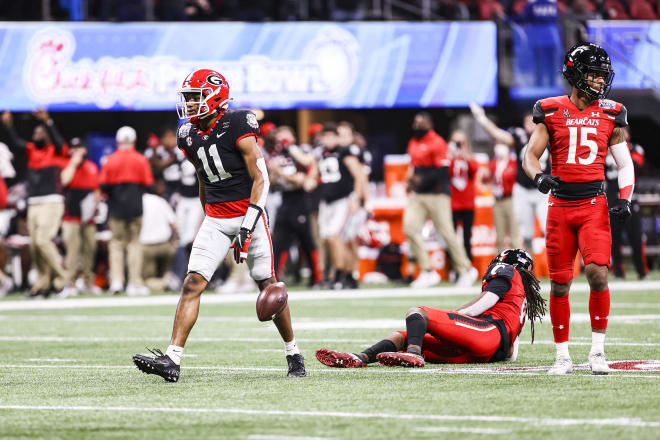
top-left (0, 336), bottom-right (374, 343)
top-left (1, 364), bottom-right (659, 378)
top-left (417, 427), bottom-right (510, 434)
top-left (2, 280), bottom-right (659, 311)
top-left (0, 405), bottom-right (658, 428)
top-left (248, 436), bottom-right (334, 440)
top-left (4, 314), bottom-right (660, 328)
top-left (3, 336), bottom-right (659, 347)
top-left (25, 359), bottom-right (78, 362)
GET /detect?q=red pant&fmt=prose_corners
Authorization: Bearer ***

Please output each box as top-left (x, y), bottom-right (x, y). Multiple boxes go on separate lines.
top-left (398, 306), bottom-right (501, 364)
top-left (546, 194), bottom-right (611, 284)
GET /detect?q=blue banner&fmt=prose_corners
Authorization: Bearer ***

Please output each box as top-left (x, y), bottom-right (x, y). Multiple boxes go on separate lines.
top-left (509, 23), bottom-right (564, 99)
top-left (0, 21), bottom-right (497, 111)
top-left (588, 20), bottom-right (660, 91)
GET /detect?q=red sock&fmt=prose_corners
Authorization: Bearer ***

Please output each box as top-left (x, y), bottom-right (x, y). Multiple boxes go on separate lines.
top-left (276, 251), bottom-right (288, 281)
top-left (550, 293), bottom-right (570, 343)
top-left (310, 250), bottom-right (322, 284)
top-left (589, 288), bottom-right (610, 330)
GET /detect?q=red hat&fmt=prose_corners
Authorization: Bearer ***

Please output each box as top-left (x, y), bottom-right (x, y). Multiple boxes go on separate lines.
top-left (308, 123), bottom-right (323, 140)
top-left (260, 121), bottom-right (276, 137)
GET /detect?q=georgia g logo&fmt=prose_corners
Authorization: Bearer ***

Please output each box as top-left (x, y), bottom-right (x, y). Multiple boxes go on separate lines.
top-left (206, 75), bottom-right (223, 86)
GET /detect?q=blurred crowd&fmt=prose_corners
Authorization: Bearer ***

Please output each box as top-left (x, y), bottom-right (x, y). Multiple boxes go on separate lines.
top-left (0, 105), bottom-right (649, 299)
top-left (2, 0), bottom-right (657, 21)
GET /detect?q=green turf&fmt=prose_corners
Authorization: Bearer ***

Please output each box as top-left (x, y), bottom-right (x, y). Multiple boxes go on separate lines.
top-left (2, 281), bottom-right (660, 439)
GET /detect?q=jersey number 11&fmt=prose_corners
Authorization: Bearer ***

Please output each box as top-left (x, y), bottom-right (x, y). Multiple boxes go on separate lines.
top-left (197, 144), bottom-right (232, 182)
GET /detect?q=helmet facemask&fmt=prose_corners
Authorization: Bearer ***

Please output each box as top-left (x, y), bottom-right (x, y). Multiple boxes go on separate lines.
top-left (572, 66), bottom-right (614, 99)
top-left (176, 88), bottom-right (224, 121)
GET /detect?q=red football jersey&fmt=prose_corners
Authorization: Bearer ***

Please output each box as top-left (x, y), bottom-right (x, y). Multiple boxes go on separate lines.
top-left (480, 264), bottom-right (527, 347)
top-left (488, 157), bottom-right (517, 199)
top-left (533, 95), bottom-right (627, 183)
top-left (450, 154), bottom-right (478, 211)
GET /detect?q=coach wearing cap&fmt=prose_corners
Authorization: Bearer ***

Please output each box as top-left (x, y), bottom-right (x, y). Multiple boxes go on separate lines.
top-left (100, 126), bottom-right (154, 296)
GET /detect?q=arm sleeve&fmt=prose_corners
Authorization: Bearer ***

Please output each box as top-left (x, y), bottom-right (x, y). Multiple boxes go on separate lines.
top-left (4, 124), bottom-right (27, 151)
top-left (459, 291), bottom-right (501, 317)
top-left (44, 121), bottom-right (67, 154)
top-left (615, 105), bottom-right (628, 128)
top-left (532, 100), bottom-right (546, 124)
top-left (610, 141), bottom-right (634, 201)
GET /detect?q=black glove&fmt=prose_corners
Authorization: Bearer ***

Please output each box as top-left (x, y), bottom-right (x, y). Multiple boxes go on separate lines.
top-left (534, 173), bottom-right (561, 194)
top-left (231, 227), bottom-right (252, 264)
top-left (609, 199), bottom-right (632, 223)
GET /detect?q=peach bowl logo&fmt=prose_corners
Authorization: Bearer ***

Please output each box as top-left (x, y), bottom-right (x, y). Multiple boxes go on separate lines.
top-left (23, 26), bottom-right (360, 109)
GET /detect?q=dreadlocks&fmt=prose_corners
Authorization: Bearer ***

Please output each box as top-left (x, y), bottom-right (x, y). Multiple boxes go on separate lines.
top-left (516, 266), bottom-right (546, 343)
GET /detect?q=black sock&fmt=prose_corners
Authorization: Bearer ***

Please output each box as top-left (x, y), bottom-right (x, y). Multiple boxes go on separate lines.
top-left (334, 270), bottom-right (345, 282)
top-left (360, 339), bottom-right (397, 364)
top-left (405, 313), bottom-right (427, 353)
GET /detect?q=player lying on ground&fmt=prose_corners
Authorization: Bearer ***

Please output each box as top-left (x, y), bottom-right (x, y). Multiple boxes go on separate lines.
top-left (523, 44), bottom-right (634, 375)
top-left (316, 249), bottom-right (546, 368)
top-left (133, 69), bottom-right (305, 382)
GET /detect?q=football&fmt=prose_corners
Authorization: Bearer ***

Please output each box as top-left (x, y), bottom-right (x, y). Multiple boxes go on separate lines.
top-left (256, 282), bottom-right (288, 322)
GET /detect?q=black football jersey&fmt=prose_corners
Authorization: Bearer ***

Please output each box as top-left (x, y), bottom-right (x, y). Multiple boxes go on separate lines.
top-left (271, 145), bottom-right (308, 194)
top-left (319, 146), bottom-right (355, 203)
top-left (176, 110), bottom-right (259, 205)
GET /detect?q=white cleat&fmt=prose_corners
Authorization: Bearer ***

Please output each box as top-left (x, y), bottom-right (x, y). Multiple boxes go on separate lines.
top-left (126, 284), bottom-right (150, 297)
top-left (589, 352), bottom-right (610, 375)
top-left (455, 266), bottom-right (478, 288)
top-left (411, 271), bottom-right (441, 288)
top-left (547, 356), bottom-right (573, 375)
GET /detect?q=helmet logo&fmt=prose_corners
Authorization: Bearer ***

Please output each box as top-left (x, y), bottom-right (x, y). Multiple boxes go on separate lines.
top-left (206, 74), bottom-right (223, 86)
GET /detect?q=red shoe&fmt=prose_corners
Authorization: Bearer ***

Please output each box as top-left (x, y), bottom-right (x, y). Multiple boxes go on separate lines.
top-left (376, 352), bottom-right (425, 368)
top-left (315, 349), bottom-right (366, 368)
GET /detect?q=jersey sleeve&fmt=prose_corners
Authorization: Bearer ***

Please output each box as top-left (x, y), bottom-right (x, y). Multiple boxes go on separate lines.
top-left (532, 100), bottom-right (546, 124)
top-left (614, 104), bottom-right (628, 128)
top-left (231, 110), bottom-right (260, 146)
top-left (484, 277), bottom-right (511, 300)
top-left (483, 263), bottom-right (515, 299)
top-left (176, 123), bottom-right (193, 159)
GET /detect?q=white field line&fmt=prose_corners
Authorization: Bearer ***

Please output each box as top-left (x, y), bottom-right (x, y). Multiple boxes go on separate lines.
top-left (0, 336), bottom-right (375, 343)
top-left (416, 427), bottom-right (510, 434)
top-left (1, 280), bottom-right (659, 311)
top-left (2, 335), bottom-right (660, 347)
top-left (3, 314), bottom-right (660, 328)
top-left (248, 436), bottom-right (334, 440)
top-left (25, 359), bottom-right (78, 362)
top-left (0, 405), bottom-right (658, 428)
top-left (2, 363), bottom-right (659, 379)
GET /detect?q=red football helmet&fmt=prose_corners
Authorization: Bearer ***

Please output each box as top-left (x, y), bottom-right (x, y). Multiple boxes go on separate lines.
top-left (176, 69), bottom-right (230, 123)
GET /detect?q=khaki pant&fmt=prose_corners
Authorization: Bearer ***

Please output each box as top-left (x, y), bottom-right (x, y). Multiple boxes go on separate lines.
top-left (493, 197), bottom-right (520, 252)
top-left (108, 217), bottom-right (144, 287)
top-left (62, 221), bottom-right (97, 287)
top-left (142, 240), bottom-right (176, 290)
top-left (403, 192), bottom-right (471, 274)
top-left (27, 202), bottom-right (66, 291)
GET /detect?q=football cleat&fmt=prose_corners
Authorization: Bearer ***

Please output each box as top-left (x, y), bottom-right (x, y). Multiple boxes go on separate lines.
top-left (547, 356), bottom-right (573, 375)
top-left (376, 352), bottom-right (425, 368)
top-left (589, 352), bottom-right (610, 375)
top-left (315, 349), bottom-right (366, 368)
top-left (286, 353), bottom-right (307, 377)
top-left (133, 348), bottom-right (180, 382)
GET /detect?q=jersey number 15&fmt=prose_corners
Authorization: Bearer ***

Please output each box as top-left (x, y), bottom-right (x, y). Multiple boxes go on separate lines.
top-left (566, 127), bottom-right (598, 165)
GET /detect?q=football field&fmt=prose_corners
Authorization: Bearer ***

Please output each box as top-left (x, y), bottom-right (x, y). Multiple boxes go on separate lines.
top-left (2, 278), bottom-right (660, 439)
